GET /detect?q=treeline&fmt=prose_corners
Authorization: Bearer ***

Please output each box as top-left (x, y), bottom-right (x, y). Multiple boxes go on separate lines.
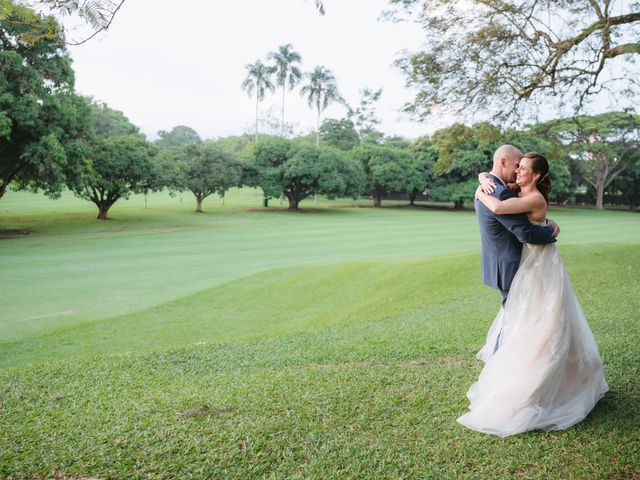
top-left (1, 7), bottom-right (638, 220)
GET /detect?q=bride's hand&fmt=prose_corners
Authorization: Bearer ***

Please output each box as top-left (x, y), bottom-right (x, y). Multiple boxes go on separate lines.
top-left (479, 175), bottom-right (496, 194)
top-left (475, 185), bottom-right (484, 199)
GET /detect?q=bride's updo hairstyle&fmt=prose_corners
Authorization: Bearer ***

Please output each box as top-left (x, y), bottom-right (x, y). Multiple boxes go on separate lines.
top-left (524, 152), bottom-right (552, 204)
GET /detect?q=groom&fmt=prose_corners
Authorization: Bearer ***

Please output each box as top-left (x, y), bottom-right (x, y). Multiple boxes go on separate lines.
top-left (476, 145), bottom-right (559, 309)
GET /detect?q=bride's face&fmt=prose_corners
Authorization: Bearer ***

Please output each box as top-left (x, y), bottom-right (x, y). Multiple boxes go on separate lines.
top-left (515, 157), bottom-right (540, 187)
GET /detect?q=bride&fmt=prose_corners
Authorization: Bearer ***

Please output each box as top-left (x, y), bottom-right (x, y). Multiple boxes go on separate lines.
top-left (457, 152), bottom-right (609, 437)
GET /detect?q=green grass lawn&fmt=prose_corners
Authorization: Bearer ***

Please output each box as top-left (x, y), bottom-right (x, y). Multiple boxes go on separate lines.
top-left (1, 189), bottom-right (639, 478)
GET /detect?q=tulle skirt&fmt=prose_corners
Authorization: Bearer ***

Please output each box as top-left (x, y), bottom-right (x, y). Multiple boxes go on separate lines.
top-left (457, 243), bottom-right (608, 437)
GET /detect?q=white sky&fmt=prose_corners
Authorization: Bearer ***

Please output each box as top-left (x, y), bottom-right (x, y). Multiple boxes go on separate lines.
top-left (67, 0), bottom-right (447, 141)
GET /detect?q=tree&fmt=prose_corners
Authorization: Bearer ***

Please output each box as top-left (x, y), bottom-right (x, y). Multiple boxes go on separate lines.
top-left (300, 66), bottom-right (344, 146)
top-left (67, 135), bottom-right (158, 219)
top-left (252, 137), bottom-right (364, 210)
top-left (0, 0), bottom-right (125, 45)
top-left (348, 87), bottom-right (383, 145)
top-left (267, 44), bottom-right (302, 136)
top-left (241, 60), bottom-right (275, 142)
top-left (155, 125), bottom-right (202, 150)
top-left (0, 6), bottom-right (92, 200)
top-left (168, 143), bottom-right (244, 212)
top-left (350, 144), bottom-right (421, 207)
top-left (213, 134), bottom-right (254, 161)
top-left (89, 99), bottom-right (141, 138)
top-left (429, 122), bottom-right (502, 209)
top-left (319, 118), bottom-right (359, 151)
top-left (383, 135), bottom-right (411, 150)
top-left (534, 112), bottom-right (640, 209)
top-left (408, 136), bottom-right (437, 205)
top-left (609, 151), bottom-right (640, 210)
top-left (389, 0), bottom-right (640, 121)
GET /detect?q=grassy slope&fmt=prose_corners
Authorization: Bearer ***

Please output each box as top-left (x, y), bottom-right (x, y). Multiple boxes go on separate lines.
top-left (0, 244), bottom-right (638, 479)
top-left (1, 191), bottom-right (639, 478)
top-left (1, 189), bottom-right (638, 345)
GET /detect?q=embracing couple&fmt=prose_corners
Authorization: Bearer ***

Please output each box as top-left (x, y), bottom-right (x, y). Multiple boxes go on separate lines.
top-left (456, 145), bottom-right (608, 438)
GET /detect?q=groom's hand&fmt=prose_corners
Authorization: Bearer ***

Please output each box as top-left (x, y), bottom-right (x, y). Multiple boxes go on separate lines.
top-left (548, 219), bottom-right (560, 238)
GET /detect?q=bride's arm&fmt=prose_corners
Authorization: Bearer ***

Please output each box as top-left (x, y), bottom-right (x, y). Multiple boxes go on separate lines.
top-left (475, 186), bottom-right (544, 214)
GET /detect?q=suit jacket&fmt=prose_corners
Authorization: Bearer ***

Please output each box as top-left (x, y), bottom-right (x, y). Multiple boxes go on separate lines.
top-left (476, 173), bottom-right (556, 292)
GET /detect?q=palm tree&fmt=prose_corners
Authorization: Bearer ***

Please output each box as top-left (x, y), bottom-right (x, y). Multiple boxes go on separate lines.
top-left (267, 44), bottom-right (302, 137)
top-left (241, 60), bottom-right (275, 142)
top-left (300, 66), bottom-right (344, 146)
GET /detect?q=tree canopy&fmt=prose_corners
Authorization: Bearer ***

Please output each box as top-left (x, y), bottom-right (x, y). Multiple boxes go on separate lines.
top-left (155, 126), bottom-right (202, 150)
top-left (0, 6), bottom-right (91, 200)
top-left (67, 135), bottom-right (158, 219)
top-left (319, 118), bottom-right (360, 151)
top-left (533, 111), bottom-right (640, 209)
top-left (350, 144), bottom-right (421, 207)
top-left (165, 142), bottom-right (244, 212)
top-left (0, 0), bottom-right (126, 45)
top-left (389, 0), bottom-right (640, 121)
top-left (252, 138), bottom-right (364, 209)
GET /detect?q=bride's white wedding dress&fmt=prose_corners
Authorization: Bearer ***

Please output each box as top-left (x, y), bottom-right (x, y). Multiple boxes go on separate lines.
top-left (457, 221), bottom-right (609, 437)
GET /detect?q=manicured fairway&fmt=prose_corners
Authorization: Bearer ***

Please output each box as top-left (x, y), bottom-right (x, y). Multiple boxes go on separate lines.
top-left (1, 189), bottom-right (637, 353)
top-left (1, 190), bottom-right (639, 478)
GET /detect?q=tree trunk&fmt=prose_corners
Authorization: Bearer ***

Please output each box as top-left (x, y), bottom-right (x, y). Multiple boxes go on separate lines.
top-left (454, 198), bottom-right (465, 209)
top-left (408, 189), bottom-right (418, 205)
top-left (97, 203), bottom-right (111, 220)
top-left (373, 195), bottom-right (382, 208)
top-left (595, 183), bottom-right (604, 209)
top-left (195, 195), bottom-right (204, 212)
top-left (144, 193), bottom-right (148, 209)
top-left (287, 195), bottom-right (300, 210)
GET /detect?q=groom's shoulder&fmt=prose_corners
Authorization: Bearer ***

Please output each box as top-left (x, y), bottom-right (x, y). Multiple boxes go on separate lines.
top-left (496, 184), bottom-right (516, 200)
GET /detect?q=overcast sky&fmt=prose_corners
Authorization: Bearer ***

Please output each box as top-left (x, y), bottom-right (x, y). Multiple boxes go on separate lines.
top-left (67, 0), bottom-right (445, 141)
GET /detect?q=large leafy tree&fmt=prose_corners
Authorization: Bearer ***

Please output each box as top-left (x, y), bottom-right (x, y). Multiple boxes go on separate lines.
top-left (165, 142), bottom-right (244, 212)
top-left (350, 144), bottom-right (421, 208)
top-left (429, 123), bottom-right (503, 209)
top-left (0, 6), bottom-right (92, 201)
top-left (267, 44), bottom-right (302, 137)
top-left (67, 135), bottom-right (158, 219)
top-left (534, 112), bottom-right (640, 209)
top-left (300, 66), bottom-right (344, 146)
top-left (241, 60), bottom-right (275, 143)
top-left (252, 137), bottom-right (364, 210)
top-left (390, 0), bottom-right (640, 121)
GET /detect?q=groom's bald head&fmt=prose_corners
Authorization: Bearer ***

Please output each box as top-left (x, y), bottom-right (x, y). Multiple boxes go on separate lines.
top-left (493, 144), bottom-right (522, 183)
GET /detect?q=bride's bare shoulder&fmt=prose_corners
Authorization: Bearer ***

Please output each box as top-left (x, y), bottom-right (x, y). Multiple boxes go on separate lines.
top-left (519, 190), bottom-right (546, 204)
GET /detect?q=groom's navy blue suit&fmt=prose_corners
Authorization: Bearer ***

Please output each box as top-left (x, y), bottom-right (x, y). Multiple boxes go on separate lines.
top-left (475, 173), bottom-right (556, 306)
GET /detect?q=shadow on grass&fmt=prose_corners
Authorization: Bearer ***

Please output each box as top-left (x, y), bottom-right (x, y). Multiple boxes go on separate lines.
top-left (0, 228), bottom-right (30, 239)
top-left (584, 389), bottom-right (639, 430)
